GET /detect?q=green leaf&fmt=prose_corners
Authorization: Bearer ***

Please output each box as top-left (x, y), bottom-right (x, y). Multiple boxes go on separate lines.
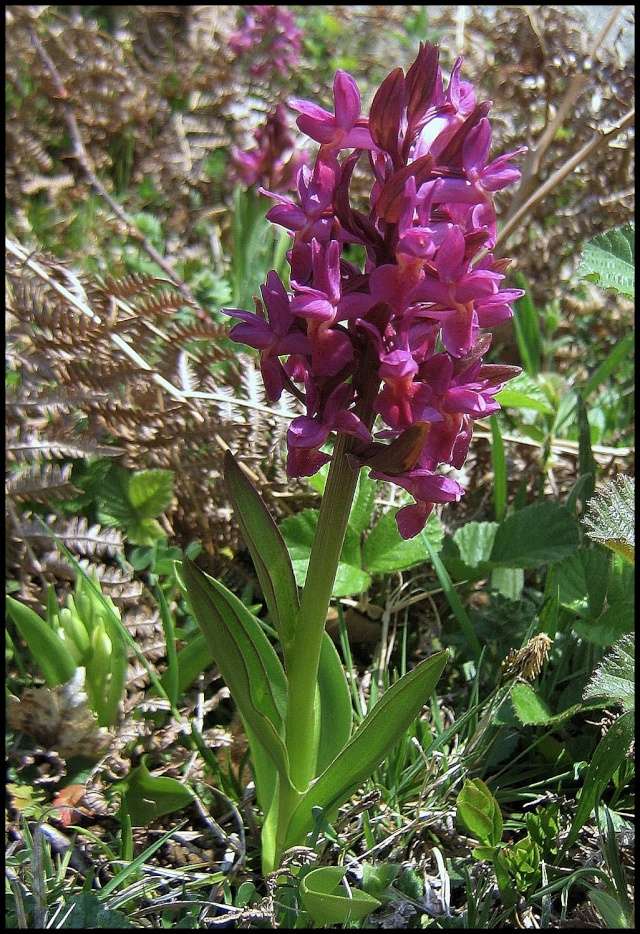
top-left (587, 887), bottom-right (633, 929)
top-left (127, 469), bottom-right (174, 517)
top-left (181, 559), bottom-right (294, 792)
top-left (490, 503), bottom-right (580, 567)
top-left (577, 223), bottom-right (634, 298)
top-left (490, 567), bottom-right (524, 601)
top-left (60, 893), bottom-right (133, 928)
top-left (456, 778), bottom-right (503, 847)
top-left (316, 634), bottom-right (353, 774)
top-left (575, 393), bottom-right (596, 505)
top-left (490, 415), bottom-right (507, 521)
top-left (584, 634), bottom-right (634, 712)
top-left (156, 587), bottom-right (178, 709)
top-left (495, 373), bottom-right (554, 414)
top-left (284, 651), bottom-right (447, 847)
top-left (363, 510), bottom-right (444, 574)
top-left (512, 273), bottom-right (542, 376)
top-left (554, 548), bottom-right (610, 618)
top-left (121, 757), bottom-right (194, 826)
top-left (454, 521), bottom-right (498, 568)
top-left (161, 631), bottom-right (212, 696)
top-left (281, 509), bottom-right (371, 597)
top-left (300, 866), bottom-right (381, 926)
top-left (510, 683), bottom-right (582, 726)
top-left (574, 599), bottom-right (634, 646)
top-left (97, 467), bottom-right (174, 543)
top-left (6, 596), bottom-right (77, 687)
top-left (566, 710), bottom-right (634, 847)
top-left (426, 537), bottom-right (482, 660)
top-left (224, 451), bottom-right (299, 652)
top-left (124, 517), bottom-right (165, 546)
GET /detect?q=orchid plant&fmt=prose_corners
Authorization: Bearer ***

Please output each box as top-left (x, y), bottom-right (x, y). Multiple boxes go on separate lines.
top-left (182, 43), bottom-right (525, 876)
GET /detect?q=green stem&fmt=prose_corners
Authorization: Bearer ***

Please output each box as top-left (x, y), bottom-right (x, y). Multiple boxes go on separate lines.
top-left (285, 434), bottom-right (359, 791)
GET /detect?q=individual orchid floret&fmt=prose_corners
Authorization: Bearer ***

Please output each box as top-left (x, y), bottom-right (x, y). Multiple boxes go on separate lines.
top-left (287, 377), bottom-right (371, 478)
top-left (224, 271), bottom-right (309, 401)
top-left (291, 71), bottom-right (375, 151)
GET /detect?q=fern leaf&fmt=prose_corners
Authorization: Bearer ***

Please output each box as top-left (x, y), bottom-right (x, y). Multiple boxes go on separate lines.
top-left (6, 464), bottom-right (80, 501)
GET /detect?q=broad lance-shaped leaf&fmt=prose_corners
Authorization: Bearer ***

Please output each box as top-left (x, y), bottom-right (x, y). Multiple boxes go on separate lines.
top-left (300, 867), bottom-right (381, 926)
top-left (6, 596), bottom-right (77, 687)
top-left (284, 650), bottom-right (447, 847)
top-left (224, 450), bottom-right (299, 655)
top-left (316, 633), bottom-right (353, 774)
top-left (181, 558), bottom-right (295, 791)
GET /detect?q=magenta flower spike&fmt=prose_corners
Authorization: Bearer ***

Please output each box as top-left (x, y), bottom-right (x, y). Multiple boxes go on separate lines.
top-left (225, 43), bottom-right (526, 538)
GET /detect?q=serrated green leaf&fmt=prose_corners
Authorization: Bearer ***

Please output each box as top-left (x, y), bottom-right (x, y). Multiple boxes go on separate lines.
top-left (125, 517), bottom-right (165, 546)
top-left (577, 223), bottom-right (634, 298)
top-left (584, 634), bottom-right (634, 712)
top-left (510, 683), bottom-right (581, 726)
top-left (300, 866), bottom-right (381, 925)
top-left (284, 651), bottom-right (447, 847)
top-left (224, 451), bottom-right (299, 653)
top-left (122, 756), bottom-right (194, 826)
top-left (490, 503), bottom-right (580, 567)
top-left (363, 510), bottom-right (444, 574)
top-left (456, 778), bottom-right (503, 847)
top-left (127, 469), bottom-right (174, 517)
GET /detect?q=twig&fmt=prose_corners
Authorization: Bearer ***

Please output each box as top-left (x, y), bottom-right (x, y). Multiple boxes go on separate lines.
top-left (494, 107), bottom-right (635, 253)
top-left (504, 6), bottom-right (622, 222)
top-left (29, 27), bottom-right (202, 314)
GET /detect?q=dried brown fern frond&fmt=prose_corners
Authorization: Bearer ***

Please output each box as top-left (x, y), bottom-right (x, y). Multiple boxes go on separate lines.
top-left (5, 464), bottom-right (81, 503)
top-left (6, 240), bottom-right (294, 588)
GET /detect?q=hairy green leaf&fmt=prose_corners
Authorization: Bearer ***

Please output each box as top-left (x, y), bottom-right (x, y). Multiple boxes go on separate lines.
top-left (584, 634), bottom-right (634, 712)
top-left (577, 223), bottom-right (634, 298)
